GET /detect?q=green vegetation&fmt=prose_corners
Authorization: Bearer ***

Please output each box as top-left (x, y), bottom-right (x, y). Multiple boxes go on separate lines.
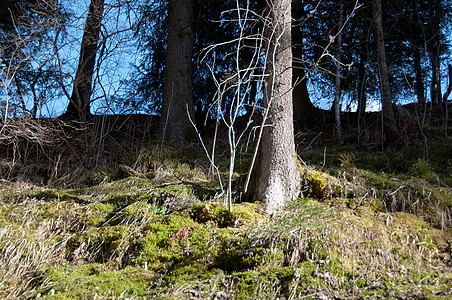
top-left (0, 143), bottom-right (451, 299)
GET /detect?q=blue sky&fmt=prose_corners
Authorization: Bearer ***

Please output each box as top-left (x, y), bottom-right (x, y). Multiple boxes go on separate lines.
top-left (4, 0), bottom-right (451, 117)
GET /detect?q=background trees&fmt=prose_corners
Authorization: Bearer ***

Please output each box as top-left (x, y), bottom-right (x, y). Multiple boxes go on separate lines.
top-left (373, 0), bottom-right (399, 147)
top-left (64, 0), bottom-right (105, 121)
top-left (0, 0), bottom-right (451, 208)
top-left (158, 0), bottom-right (195, 145)
top-left (1, 0), bottom-right (450, 122)
top-left (0, 0), bottom-right (66, 119)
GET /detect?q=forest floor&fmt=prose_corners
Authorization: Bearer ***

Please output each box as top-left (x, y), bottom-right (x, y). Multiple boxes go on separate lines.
top-left (0, 109), bottom-right (451, 299)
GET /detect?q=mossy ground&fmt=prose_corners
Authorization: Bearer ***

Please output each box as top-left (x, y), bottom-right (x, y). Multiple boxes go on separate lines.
top-left (0, 143), bottom-right (451, 299)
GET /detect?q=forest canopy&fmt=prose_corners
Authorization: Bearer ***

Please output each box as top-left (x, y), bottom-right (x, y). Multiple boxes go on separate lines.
top-left (0, 0), bottom-right (450, 120)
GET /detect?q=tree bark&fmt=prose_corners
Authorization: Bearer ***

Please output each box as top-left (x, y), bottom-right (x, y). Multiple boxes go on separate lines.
top-left (254, 0), bottom-right (301, 213)
top-left (430, 53), bottom-right (442, 105)
top-left (443, 64), bottom-right (451, 137)
top-left (293, 66), bottom-right (317, 127)
top-left (443, 64), bottom-right (452, 103)
top-left (292, 2), bottom-right (318, 129)
top-left (158, 0), bottom-right (195, 145)
top-left (373, 0), bottom-right (399, 147)
top-left (413, 46), bottom-right (426, 105)
top-left (333, 0), bottom-right (343, 144)
top-left (65, 0), bottom-right (104, 121)
top-left (428, 1), bottom-right (442, 105)
top-left (357, 45), bottom-right (368, 114)
top-left (357, 44), bottom-right (368, 144)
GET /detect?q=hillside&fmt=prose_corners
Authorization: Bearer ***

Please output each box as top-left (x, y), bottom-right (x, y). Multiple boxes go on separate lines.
top-left (0, 115), bottom-right (451, 299)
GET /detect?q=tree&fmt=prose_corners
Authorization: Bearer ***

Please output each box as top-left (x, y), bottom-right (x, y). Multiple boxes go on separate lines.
top-left (373, 0), bottom-right (399, 147)
top-left (254, 0), bottom-right (301, 213)
top-left (332, 0), bottom-right (344, 144)
top-left (427, 0), bottom-right (443, 105)
top-left (0, 0), bottom-right (65, 119)
top-left (63, 0), bottom-right (105, 121)
top-left (292, 1), bottom-right (320, 129)
top-left (158, 0), bottom-right (195, 145)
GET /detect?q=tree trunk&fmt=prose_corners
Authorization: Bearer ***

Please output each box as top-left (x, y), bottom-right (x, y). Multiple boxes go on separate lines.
top-left (245, 72), bottom-right (257, 116)
top-left (292, 2), bottom-right (318, 129)
top-left (357, 44), bottom-right (368, 136)
top-left (254, 0), bottom-right (301, 213)
top-left (293, 66), bottom-right (317, 127)
top-left (430, 53), bottom-right (442, 105)
top-left (65, 0), bottom-right (104, 121)
top-left (413, 46), bottom-right (426, 105)
top-left (443, 64), bottom-right (451, 137)
top-left (373, 0), bottom-right (399, 147)
top-left (158, 0), bottom-right (195, 145)
top-left (333, 0), bottom-right (343, 144)
top-left (428, 1), bottom-right (442, 105)
top-left (443, 64), bottom-right (452, 103)
top-left (410, 0), bottom-right (425, 106)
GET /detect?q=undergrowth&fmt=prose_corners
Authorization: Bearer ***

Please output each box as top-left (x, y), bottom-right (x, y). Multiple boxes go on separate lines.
top-left (0, 143), bottom-right (451, 299)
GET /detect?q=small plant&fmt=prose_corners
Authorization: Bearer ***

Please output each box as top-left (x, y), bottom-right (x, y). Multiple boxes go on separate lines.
top-left (409, 158), bottom-right (438, 184)
top-left (338, 152), bottom-right (356, 170)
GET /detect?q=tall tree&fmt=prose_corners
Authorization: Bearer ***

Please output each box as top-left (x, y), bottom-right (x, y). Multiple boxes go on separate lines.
top-left (332, 0), bottom-right (344, 143)
top-left (254, 0), bottom-right (301, 213)
top-left (427, 0), bottom-right (443, 105)
top-left (158, 0), bottom-right (195, 145)
top-left (373, 0), bottom-right (399, 147)
top-left (292, 1), bottom-right (320, 129)
top-left (64, 0), bottom-right (104, 121)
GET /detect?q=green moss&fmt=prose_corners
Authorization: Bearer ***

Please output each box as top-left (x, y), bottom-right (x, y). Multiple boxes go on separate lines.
top-left (409, 159), bottom-right (438, 184)
top-left (2, 141), bottom-right (452, 299)
top-left (391, 212), bottom-right (428, 231)
top-left (41, 264), bottom-right (153, 299)
top-left (137, 214), bottom-right (212, 271)
top-left (303, 169), bottom-right (338, 200)
top-left (191, 202), bottom-right (235, 227)
top-left (80, 203), bottom-right (115, 227)
top-left (67, 225), bottom-right (133, 264)
top-left (122, 201), bottom-right (165, 221)
top-left (191, 201), bottom-right (262, 230)
top-left (231, 202), bottom-right (263, 226)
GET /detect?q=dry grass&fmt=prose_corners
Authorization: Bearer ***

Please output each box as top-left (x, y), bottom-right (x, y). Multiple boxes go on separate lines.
top-left (0, 118), bottom-right (451, 298)
top-left (0, 198), bottom-right (70, 298)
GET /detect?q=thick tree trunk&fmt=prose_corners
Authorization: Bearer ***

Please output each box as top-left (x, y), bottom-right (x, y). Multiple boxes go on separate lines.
top-left (254, 0), bottom-right (301, 213)
top-left (292, 2), bottom-right (318, 128)
top-left (293, 67), bottom-right (317, 127)
top-left (373, 0), bottom-right (399, 147)
top-left (65, 0), bottom-right (104, 121)
top-left (158, 0), bottom-right (195, 145)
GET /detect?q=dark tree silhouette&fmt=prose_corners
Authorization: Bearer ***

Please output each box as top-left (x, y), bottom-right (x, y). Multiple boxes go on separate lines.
top-left (373, 0), bottom-right (399, 147)
top-left (64, 0), bottom-right (104, 121)
top-left (158, 0), bottom-right (195, 145)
